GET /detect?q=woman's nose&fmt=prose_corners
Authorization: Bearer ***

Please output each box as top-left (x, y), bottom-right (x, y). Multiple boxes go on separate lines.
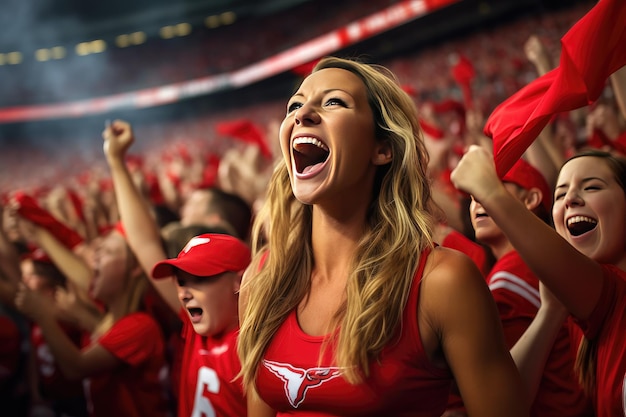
top-left (294, 103), bottom-right (319, 126)
top-left (564, 189), bottom-right (583, 207)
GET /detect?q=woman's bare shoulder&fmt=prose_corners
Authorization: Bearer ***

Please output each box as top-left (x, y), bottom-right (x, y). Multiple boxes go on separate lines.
top-left (421, 246), bottom-right (489, 304)
top-left (424, 246), bottom-right (483, 281)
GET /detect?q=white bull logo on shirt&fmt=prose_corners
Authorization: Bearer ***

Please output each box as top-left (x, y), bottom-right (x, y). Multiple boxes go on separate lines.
top-left (263, 360), bottom-right (342, 408)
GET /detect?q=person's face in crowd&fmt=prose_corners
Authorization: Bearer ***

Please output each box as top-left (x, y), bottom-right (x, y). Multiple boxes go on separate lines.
top-left (470, 182), bottom-right (527, 245)
top-left (174, 270), bottom-right (240, 337)
top-left (279, 67), bottom-right (384, 206)
top-left (2, 206), bottom-right (21, 242)
top-left (21, 259), bottom-right (55, 296)
top-left (91, 230), bottom-right (130, 303)
top-left (553, 156), bottom-right (626, 264)
top-left (180, 189), bottom-right (211, 226)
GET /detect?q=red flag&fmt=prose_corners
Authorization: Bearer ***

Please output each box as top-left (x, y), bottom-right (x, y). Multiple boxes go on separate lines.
top-left (215, 119), bottom-right (272, 159)
top-left (66, 188), bottom-right (85, 222)
top-left (485, 0), bottom-right (626, 176)
top-left (13, 192), bottom-right (84, 249)
top-left (450, 54), bottom-right (475, 109)
top-left (420, 120), bottom-right (445, 140)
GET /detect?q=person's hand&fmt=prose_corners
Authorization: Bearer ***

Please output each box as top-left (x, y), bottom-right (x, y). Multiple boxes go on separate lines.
top-left (524, 36), bottom-right (546, 65)
top-left (423, 133), bottom-right (454, 176)
top-left (15, 215), bottom-right (39, 243)
top-left (218, 145), bottom-right (272, 207)
top-left (449, 145), bottom-right (501, 203)
top-left (586, 103), bottom-right (621, 141)
top-left (14, 284), bottom-right (55, 322)
top-left (524, 35), bottom-right (552, 75)
top-left (102, 119), bottom-right (134, 163)
top-left (538, 281), bottom-right (568, 323)
top-left (5, 199), bottom-right (35, 242)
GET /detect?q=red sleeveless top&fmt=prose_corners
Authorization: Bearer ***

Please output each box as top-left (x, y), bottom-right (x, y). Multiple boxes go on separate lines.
top-left (255, 249), bottom-right (453, 416)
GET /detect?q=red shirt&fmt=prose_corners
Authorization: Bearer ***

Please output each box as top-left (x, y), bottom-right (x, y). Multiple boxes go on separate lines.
top-left (256, 249), bottom-right (453, 416)
top-left (86, 312), bottom-right (170, 417)
top-left (0, 315), bottom-right (21, 390)
top-left (447, 251), bottom-right (592, 415)
top-left (177, 309), bottom-right (246, 417)
top-left (441, 228), bottom-right (490, 276)
top-left (31, 322), bottom-right (87, 403)
top-left (492, 251), bottom-right (592, 416)
top-left (574, 265), bottom-right (626, 417)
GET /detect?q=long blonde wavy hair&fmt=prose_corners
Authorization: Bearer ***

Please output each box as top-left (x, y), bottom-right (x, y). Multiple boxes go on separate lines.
top-left (238, 56), bottom-right (436, 389)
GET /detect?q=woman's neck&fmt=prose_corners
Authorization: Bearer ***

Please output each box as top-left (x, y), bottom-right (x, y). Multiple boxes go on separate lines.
top-left (310, 207), bottom-right (366, 281)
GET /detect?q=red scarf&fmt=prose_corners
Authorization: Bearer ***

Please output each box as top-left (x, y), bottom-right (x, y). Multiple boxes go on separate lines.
top-left (484, 0), bottom-right (626, 176)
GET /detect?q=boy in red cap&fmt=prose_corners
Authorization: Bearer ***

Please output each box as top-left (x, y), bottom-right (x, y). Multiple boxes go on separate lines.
top-left (103, 119), bottom-right (250, 417)
top-left (445, 157), bottom-right (592, 416)
top-left (151, 233), bottom-right (249, 417)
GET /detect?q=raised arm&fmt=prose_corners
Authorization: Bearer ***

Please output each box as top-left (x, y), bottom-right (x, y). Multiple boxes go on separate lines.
top-left (610, 65), bottom-right (626, 120)
top-left (0, 204), bottom-right (22, 287)
top-left (450, 145), bottom-right (603, 319)
top-left (14, 284), bottom-right (120, 380)
top-left (55, 282), bottom-right (104, 333)
top-left (102, 120), bottom-right (179, 313)
top-left (29, 225), bottom-right (93, 294)
top-left (524, 35), bottom-right (553, 77)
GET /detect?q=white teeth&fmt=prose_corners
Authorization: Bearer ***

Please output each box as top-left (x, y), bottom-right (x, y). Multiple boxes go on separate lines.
top-left (293, 136), bottom-right (329, 151)
top-left (567, 215), bottom-right (597, 226)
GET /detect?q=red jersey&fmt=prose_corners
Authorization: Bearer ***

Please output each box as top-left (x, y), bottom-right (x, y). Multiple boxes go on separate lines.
top-left (447, 251), bottom-right (592, 416)
top-left (441, 228), bottom-right (491, 276)
top-left (32, 323), bottom-right (86, 398)
top-left (0, 315), bottom-right (21, 390)
top-left (256, 249), bottom-right (453, 416)
top-left (31, 322), bottom-right (88, 413)
top-left (177, 309), bottom-right (246, 417)
top-left (86, 312), bottom-right (170, 417)
top-left (574, 265), bottom-right (626, 417)
top-left (490, 251), bottom-right (591, 416)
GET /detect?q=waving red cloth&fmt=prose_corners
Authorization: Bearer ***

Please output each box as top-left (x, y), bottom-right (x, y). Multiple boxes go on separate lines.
top-left (451, 54), bottom-right (475, 109)
top-left (215, 119), bottom-right (272, 159)
top-left (13, 192), bottom-right (84, 249)
top-left (485, 0), bottom-right (626, 176)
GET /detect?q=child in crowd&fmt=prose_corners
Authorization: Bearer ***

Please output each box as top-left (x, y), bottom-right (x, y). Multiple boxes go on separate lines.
top-left (102, 119), bottom-right (250, 417)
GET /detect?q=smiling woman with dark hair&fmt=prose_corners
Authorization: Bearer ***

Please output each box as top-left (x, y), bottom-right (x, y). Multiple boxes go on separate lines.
top-left (452, 146), bottom-right (626, 417)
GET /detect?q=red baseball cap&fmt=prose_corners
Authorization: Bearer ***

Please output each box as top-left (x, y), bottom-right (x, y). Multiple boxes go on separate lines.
top-left (502, 159), bottom-right (552, 212)
top-left (152, 233), bottom-right (251, 279)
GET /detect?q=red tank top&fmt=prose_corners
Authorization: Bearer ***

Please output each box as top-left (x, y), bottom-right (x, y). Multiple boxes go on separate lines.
top-left (256, 249), bottom-right (452, 416)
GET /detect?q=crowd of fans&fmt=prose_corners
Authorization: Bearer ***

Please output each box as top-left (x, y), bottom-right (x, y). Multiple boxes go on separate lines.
top-left (1, 0), bottom-right (625, 415)
top-left (0, 0), bottom-right (599, 196)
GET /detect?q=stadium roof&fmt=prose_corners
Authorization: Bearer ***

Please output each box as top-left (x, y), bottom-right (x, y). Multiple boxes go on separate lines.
top-left (0, 0), bottom-right (310, 50)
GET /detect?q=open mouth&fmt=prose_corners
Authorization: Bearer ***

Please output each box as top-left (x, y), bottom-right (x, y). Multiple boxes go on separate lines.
top-left (567, 215), bottom-right (597, 236)
top-left (293, 136), bottom-right (329, 175)
top-left (188, 307), bottom-right (203, 318)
